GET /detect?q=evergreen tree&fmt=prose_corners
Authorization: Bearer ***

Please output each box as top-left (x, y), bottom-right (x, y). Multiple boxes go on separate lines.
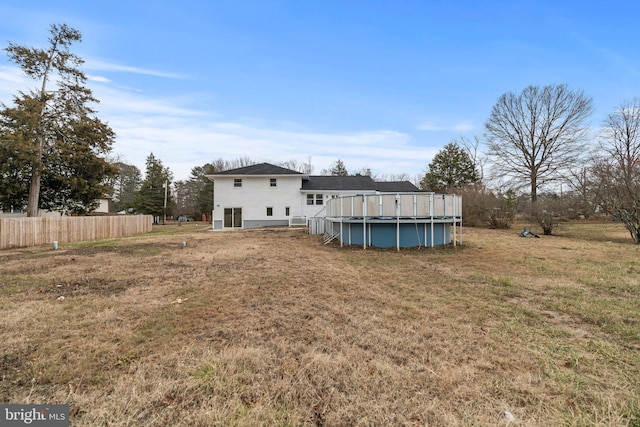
top-left (0, 114), bottom-right (32, 211)
top-left (110, 162), bottom-right (142, 213)
top-left (174, 163), bottom-right (221, 219)
top-left (134, 153), bottom-right (173, 223)
top-left (195, 163), bottom-right (217, 218)
top-left (421, 142), bottom-right (479, 191)
top-left (173, 180), bottom-right (194, 218)
top-left (0, 23), bottom-right (117, 215)
top-left (328, 159), bottom-right (348, 176)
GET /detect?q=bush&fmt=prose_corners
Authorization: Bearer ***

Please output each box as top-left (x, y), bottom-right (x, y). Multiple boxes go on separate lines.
top-left (526, 195), bottom-right (568, 235)
top-left (488, 206), bottom-right (515, 229)
top-left (454, 185), bottom-right (516, 229)
top-left (487, 189), bottom-right (517, 229)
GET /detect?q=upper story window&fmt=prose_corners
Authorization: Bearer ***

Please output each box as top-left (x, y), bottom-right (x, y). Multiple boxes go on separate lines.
top-left (307, 194), bottom-right (324, 205)
top-left (270, 178), bottom-right (277, 187)
top-left (234, 179), bottom-right (242, 188)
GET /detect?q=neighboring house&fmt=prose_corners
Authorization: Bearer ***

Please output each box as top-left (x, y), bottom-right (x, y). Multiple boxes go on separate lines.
top-left (1, 196), bottom-right (111, 218)
top-left (206, 163), bottom-right (419, 229)
top-left (95, 196), bottom-right (111, 213)
top-left (0, 209), bottom-right (64, 218)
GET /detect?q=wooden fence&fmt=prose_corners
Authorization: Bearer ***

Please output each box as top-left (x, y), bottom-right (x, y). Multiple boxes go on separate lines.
top-left (0, 215), bottom-right (153, 249)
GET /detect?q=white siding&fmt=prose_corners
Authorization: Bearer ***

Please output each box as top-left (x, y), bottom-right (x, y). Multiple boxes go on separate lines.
top-left (95, 198), bottom-right (110, 213)
top-left (213, 175), bottom-right (303, 228)
top-left (211, 174), bottom-right (414, 227)
top-left (299, 192), bottom-right (332, 218)
top-left (299, 190), bottom-right (378, 218)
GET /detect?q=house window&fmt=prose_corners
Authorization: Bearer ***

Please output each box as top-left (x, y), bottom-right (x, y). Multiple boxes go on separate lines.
top-left (266, 207), bottom-right (273, 216)
top-left (285, 207), bottom-right (290, 216)
top-left (270, 178), bottom-right (277, 187)
top-left (307, 194), bottom-right (324, 205)
top-left (234, 179), bottom-right (242, 188)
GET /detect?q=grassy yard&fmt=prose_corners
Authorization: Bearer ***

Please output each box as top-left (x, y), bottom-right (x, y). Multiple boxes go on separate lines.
top-left (1, 221), bottom-right (639, 426)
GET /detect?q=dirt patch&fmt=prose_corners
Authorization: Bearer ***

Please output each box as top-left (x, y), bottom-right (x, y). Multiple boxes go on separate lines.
top-left (45, 277), bottom-right (137, 297)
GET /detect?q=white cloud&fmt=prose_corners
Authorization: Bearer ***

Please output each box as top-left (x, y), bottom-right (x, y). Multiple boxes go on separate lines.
top-left (108, 113), bottom-right (438, 181)
top-left (84, 79), bottom-right (436, 180)
top-left (0, 66), bottom-right (29, 99)
top-left (0, 62), bottom-right (438, 182)
top-left (0, 66), bottom-right (25, 84)
top-left (84, 58), bottom-right (187, 79)
top-left (452, 123), bottom-right (475, 132)
top-left (417, 119), bottom-right (474, 132)
top-left (92, 84), bottom-right (205, 117)
top-left (87, 74), bottom-right (111, 83)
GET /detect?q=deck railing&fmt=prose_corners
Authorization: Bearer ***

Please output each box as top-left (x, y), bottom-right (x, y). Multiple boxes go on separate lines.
top-left (288, 216), bottom-right (308, 227)
top-left (325, 192), bottom-right (462, 219)
top-left (310, 193), bottom-right (463, 249)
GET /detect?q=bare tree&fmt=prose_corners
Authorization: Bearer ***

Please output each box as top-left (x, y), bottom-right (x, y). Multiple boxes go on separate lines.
top-left (594, 99), bottom-right (640, 243)
top-left (279, 158), bottom-right (313, 174)
top-left (351, 166), bottom-right (377, 178)
top-left (484, 84), bottom-right (593, 202)
top-left (377, 172), bottom-right (412, 182)
top-left (455, 134), bottom-right (488, 182)
top-left (279, 159), bottom-right (301, 172)
top-left (228, 156), bottom-right (255, 169)
top-left (565, 165), bottom-right (601, 218)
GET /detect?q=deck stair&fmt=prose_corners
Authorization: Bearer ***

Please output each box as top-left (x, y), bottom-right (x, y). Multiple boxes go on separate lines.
top-left (323, 230), bottom-right (340, 245)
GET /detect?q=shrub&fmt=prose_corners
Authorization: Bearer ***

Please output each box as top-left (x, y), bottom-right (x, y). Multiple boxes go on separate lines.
top-left (487, 189), bottom-right (517, 229)
top-left (526, 194), bottom-right (568, 235)
top-left (455, 185), bottom-right (516, 229)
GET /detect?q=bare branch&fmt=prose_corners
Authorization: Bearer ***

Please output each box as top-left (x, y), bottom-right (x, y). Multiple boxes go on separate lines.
top-left (593, 98), bottom-right (640, 242)
top-left (484, 84), bottom-right (593, 202)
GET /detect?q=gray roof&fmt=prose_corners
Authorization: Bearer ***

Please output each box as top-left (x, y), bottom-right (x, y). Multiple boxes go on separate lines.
top-left (209, 163), bottom-right (419, 192)
top-left (211, 163), bottom-right (303, 175)
top-left (303, 175), bottom-right (376, 191)
top-left (303, 175), bottom-right (419, 192)
top-left (374, 181), bottom-right (420, 192)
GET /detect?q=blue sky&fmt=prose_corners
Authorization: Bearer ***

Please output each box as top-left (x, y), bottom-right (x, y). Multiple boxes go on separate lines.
top-left (1, 1), bottom-right (640, 181)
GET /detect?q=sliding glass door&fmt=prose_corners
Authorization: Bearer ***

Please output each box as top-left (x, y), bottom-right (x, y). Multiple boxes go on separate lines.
top-left (223, 208), bottom-right (242, 228)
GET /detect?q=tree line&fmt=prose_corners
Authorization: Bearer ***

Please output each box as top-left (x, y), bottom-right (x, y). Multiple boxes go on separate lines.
top-left (2, 24), bottom-right (640, 242)
top-left (421, 84), bottom-right (640, 243)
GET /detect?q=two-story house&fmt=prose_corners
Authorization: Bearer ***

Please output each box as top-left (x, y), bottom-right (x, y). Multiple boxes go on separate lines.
top-left (206, 163), bottom-right (419, 229)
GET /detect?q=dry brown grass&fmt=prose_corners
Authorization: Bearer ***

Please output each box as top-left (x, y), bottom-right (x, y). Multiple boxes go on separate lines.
top-left (1, 221), bottom-right (639, 426)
